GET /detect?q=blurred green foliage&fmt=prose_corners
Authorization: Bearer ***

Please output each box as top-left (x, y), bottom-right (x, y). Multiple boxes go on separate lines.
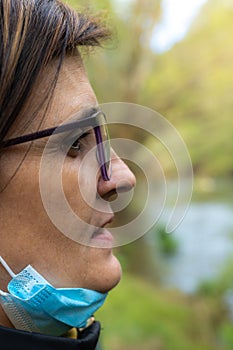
top-left (197, 256), bottom-right (233, 298)
top-left (155, 225), bottom-right (179, 256)
top-left (96, 273), bottom-right (231, 350)
top-left (68, 0), bottom-right (233, 178)
top-left (220, 323), bottom-right (233, 350)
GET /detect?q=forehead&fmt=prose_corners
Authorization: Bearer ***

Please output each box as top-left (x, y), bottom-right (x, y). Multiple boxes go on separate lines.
top-left (13, 53), bottom-right (98, 135)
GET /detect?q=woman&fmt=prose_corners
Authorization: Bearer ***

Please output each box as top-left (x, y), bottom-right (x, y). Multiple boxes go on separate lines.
top-left (0, 0), bottom-right (135, 349)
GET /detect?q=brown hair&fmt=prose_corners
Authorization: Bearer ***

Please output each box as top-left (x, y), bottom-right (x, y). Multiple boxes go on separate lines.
top-left (0, 0), bottom-right (110, 143)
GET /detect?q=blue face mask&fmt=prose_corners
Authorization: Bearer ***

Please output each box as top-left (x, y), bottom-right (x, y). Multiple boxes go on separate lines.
top-left (0, 256), bottom-right (107, 336)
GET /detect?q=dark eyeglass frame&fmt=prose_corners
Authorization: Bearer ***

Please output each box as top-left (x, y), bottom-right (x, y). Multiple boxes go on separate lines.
top-left (0, 111), bottom-right (111, 181)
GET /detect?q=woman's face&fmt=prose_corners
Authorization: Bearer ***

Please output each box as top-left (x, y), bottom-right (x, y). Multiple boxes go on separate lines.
top-left (0, 53), bottom-right (135, 293)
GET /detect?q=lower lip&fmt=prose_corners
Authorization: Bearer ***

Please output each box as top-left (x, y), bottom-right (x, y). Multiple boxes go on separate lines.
top-left (91, 228), bottom-right (114, 245)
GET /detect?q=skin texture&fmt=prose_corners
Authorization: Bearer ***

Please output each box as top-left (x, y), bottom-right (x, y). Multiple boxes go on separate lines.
top-left (0, 53), bottom-right (136, 328)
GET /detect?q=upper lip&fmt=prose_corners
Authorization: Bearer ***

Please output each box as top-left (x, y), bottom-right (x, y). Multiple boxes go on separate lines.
top-left (92, 215), bottom-right (114, 233)
top-left (99, 215), bottom-right (114, 228)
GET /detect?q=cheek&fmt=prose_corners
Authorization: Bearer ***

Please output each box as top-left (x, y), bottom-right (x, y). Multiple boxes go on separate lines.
top-left (0, 158), bottom-right (46, 238)
top-left (0, 150), bottom-right (36, 193)
top-left (11, 162), bottom-right (41, 208)
top-left (62, 159), bottom-right (97, 223)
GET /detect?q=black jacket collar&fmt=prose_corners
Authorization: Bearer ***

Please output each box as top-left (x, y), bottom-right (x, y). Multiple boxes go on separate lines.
top-left (0, 321), bottom-right (100, 350)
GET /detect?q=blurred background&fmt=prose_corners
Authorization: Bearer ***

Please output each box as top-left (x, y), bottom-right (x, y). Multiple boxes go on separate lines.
top-left (67, 0), bottom-right (233, 349)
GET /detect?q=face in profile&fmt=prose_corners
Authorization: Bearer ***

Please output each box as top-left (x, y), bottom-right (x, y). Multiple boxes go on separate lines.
top-left (0, 52), bottom-right (136, 294)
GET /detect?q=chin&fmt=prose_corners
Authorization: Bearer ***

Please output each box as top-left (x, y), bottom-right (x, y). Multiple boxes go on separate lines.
top-left (90, 254), bottom-right (122, 294)
top-left (105, 255), bottom-right (122, 292)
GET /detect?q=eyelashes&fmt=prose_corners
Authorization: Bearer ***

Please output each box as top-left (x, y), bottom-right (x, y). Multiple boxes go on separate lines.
top-left (66, 131), bottom-right (94, 158)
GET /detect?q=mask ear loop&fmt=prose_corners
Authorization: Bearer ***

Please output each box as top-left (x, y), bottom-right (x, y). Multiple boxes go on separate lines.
top-left (0, 256), bottom-right (16, 278)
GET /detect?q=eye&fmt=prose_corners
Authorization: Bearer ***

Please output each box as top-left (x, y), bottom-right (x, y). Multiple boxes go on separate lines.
top-left (71, 139), bottom-right (81, 151)
top-left (66, 132), bottom-right (91, 158)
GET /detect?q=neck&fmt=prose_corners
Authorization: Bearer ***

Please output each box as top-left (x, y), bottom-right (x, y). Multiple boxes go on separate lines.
top-left (0, 305), bottom-right (14, 328)
top-left (0, 262), bottom-right (14, 328)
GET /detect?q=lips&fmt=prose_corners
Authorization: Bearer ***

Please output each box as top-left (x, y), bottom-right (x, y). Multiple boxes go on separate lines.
top-left (90, 216), bottom-right (114, 245)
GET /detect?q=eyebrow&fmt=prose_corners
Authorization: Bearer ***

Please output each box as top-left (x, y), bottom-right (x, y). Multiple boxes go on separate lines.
top-left (0, 107), bottom-right (100, 148)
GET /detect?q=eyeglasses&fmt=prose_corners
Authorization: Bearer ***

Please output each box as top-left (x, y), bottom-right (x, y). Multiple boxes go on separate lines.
top-left (0, 110), bottom-right (112, 181)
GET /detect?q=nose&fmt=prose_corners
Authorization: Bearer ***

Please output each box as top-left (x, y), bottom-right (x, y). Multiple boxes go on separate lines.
top-left (97, 150), bottom-right (136, 199)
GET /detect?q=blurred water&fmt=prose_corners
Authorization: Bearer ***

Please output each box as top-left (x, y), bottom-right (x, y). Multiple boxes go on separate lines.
top-left (160, 202), bottom-right (233, 293)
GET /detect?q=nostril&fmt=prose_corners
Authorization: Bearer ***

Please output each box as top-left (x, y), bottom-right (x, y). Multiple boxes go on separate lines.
top-left (97, 156), bottom-right (136, 199)
top-left (116, 180), bottom-right (134, 193)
